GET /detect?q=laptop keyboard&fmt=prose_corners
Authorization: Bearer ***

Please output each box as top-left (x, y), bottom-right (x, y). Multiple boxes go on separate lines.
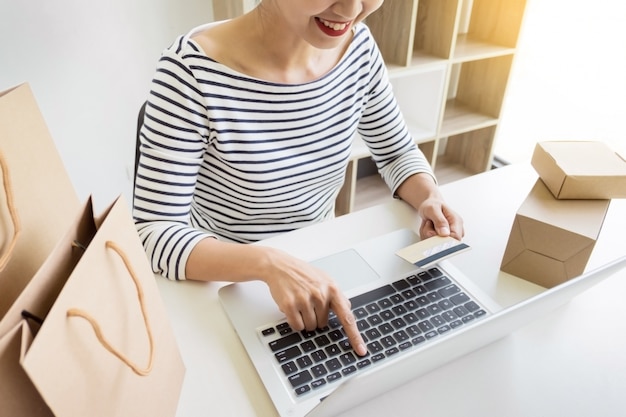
top-left (259, 267), bottom-right (488, 398)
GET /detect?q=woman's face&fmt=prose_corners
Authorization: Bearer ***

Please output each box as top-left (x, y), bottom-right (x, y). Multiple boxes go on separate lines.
top-left (264, 0), bottom-right (384, 49)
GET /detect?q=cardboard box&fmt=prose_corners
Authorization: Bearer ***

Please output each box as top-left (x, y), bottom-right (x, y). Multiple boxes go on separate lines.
top-left (500, 179), bottom-right (610, 288)
top-left (531, 141), bottom-right (626, 199)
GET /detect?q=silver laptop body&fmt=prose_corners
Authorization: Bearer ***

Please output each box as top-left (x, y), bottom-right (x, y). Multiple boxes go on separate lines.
top-left (219, 228), bottom-right (626, 417)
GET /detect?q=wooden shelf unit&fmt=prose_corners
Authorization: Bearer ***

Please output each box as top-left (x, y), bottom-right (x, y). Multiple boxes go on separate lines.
top-left (211, 0), bottom-right (527, 215)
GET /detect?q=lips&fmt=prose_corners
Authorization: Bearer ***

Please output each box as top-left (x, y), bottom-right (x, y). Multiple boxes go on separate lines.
top-left (315, 17), bottom-right (352, 37)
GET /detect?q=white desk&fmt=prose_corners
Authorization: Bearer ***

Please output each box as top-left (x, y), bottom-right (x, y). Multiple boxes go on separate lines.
top-left (157, 164), bottom-right (626, 417)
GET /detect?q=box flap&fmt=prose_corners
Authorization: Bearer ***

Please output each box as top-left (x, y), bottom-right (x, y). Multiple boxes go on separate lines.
top-left (532, 141), bottom-right (626, 199)
top-left (517, 180), bottom-right (609, 240)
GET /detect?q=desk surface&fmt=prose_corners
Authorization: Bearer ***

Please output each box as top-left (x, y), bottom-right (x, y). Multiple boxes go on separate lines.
top-left (157, 164), bottom-right (626, 417)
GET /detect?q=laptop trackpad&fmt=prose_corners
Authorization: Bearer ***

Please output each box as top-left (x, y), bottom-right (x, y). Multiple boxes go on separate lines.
top-left (311, 249), bottom-right (381, 292)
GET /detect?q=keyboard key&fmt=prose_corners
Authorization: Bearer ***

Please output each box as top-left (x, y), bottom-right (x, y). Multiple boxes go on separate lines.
top-left (389, 294), bottom-right (404, 304)
top-left (288, 370), bottom-right (312, 388)
top-left (450, 293), bottom-right (470, 305)
top-left (366, 303), bottom-right (381, 313)
top-left (416, 308), bottom-right (430, 320)
top-left (367, 340), bottom-right (384, 353)
top-left (412, 336), bottom-right (426, 345)
top-left (393, 330), bottom-right (409, 343)
top-left (379, 323), bottom-right (394, 335)
top-left (442, 311), bottom-right (457, 322)
top-left (439, 284), bottom-right (461, 297)
top-left (378, 298), bottom-right (393, 309)
top-left (297, 356), bottom-right (313, 368)
top-left (357, 320), bottom-right (370, 331)
top-left (425, 330), bottom-right (439, 339)
top-left (365, 328), bottom-right (382, 340)
top-left (450, 320), bottom-right (463, 329)
top-left (311, 364), bottom-right (327, 377)
top-left (418, 321), bottom-right (434, 333)
top-left (328, 329), bottom-right (343, 341)
top-left (392, 279), bottom-right (410, 291)
top-left (354, 307), bottom-right (368, 319)
top-left (428, 267), bottom-right (443, 277)
top-left (342, 365), bottom-right (357, 376)
top-left (311, 350), bottom-right (328, 363)
top-left (391, 317), bottom-right (407, 329)
top-left (385, 347), bottom-right (400, 357)
top-left (406, 325), bottom-right (421, 337)
top-left (429, 315), bottom-right (445, 327)
top-left (465, 301), bottom-right (480, 312)
top-left (275, 346), bottom-right (301, 363)
top-left (417, 271), bottom-right (431, 282)
top-left (326, 358), bottom-right (341, 371)
top-left (392, 305), bottom-right (408, 315)
top-left (424, 277), bottom-right (451, 292)
top-left (301, 340), bottom-right (316, 352)
top-left (453, 306), bottom-right (470, 318)
top-left (399, 341), bottom-right (412, 350)
top-left (314, 335), bottom-right (331, 347)
top-left (427, 292), bottom-right (442, 303)
top-left (327, 372), bottom-right (342, 382)
top-left (367, 314), bottom-right (383, 326)
top-left (301, 329), bottom-right (316, 338)
top-left (407, 274), bottom-right (422, 286)
top-left (339, 352), bottom-right (357, 366)
top-left (269, 332), bottom-right (302, 352)
top-left (357, 359), bottom-right (372, 368)
top-left (349, 285), bottom-right (395, 308)
top-left (324, 344), bottom-right (341, 357)
top-left (371, 353), bottom-right (386, 363)
top-left (311, 379), bottom-right (326, 389)
top-left (282, 361), bottom-right (298, 375)
top-left (261, 327), bottom-right (275, 336)
top-left (414, 285), bottom-right (428, 295)
top-left (381, 336), bottom-right (396, 348)
top-left (403, 312), bottom-right (419, 324)
top-left (294, 385), bottom-right (311, 396)
top-left (437, 325), bottom-right (451, 334)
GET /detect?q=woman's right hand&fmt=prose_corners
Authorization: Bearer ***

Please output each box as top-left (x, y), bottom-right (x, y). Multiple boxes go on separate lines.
top-left (259, 247), bottom-right (368, 357)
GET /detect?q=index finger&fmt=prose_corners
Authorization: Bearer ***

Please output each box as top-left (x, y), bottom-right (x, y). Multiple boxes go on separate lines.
top-left (330, 293), bottom-right (367, 357)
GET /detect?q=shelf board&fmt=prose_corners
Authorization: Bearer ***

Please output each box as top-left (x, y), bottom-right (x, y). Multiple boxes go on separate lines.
top-left (387, 53), bottom-right (447, 76)
top-left (433, 155), bottom-right (477, 184)
top-left (440, 99), bottom-right (498, 138)
top-left (452, 34), bottom-right (516, 62)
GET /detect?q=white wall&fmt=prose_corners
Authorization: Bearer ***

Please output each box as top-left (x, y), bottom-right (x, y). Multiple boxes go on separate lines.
top-left (0, 0), bottom-right (213, 211)
top-left (1, 0), bottom-right (624, 213)
top-left (497, 0), bottom-right (626, 162)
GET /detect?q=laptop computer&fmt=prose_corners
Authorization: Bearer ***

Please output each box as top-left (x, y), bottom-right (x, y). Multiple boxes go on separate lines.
top-left (218, 228), bottom-right (626, 417)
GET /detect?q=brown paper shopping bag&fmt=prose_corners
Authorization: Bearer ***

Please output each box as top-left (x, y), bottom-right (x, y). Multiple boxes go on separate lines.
top-left (0, 83), bottom-right (80, 317)
top-left (0, 321), bottom-right (53, 416)
top-left (19, 195), bottom-right (185, 417)
top-left (0, 198), bottom-right (96, 416)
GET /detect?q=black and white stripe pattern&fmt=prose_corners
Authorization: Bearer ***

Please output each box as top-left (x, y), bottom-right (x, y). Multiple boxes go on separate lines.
top-left (134, 23), bottom-right (434, 280)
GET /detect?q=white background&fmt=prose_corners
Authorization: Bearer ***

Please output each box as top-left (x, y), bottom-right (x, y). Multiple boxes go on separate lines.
top-left (1, 0), bottom-right (624, 211)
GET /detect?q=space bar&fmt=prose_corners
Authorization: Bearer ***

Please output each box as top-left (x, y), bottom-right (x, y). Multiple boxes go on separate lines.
top-left (349, 285), bottom-right (395, 309)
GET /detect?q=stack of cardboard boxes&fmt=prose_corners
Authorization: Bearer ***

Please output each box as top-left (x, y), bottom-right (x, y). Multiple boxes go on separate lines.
top-left (500, 141), bottom-right (626, 288)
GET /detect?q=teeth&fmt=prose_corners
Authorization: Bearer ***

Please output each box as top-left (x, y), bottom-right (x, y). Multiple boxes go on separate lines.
top-left (319, 18), bottom-right (348, 31)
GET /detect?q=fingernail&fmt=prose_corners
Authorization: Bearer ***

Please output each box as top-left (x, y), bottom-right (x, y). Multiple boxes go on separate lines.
top-left (440, 227), bottom-right (450, 236)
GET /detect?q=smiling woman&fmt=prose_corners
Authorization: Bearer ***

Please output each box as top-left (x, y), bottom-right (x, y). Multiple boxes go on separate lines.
top-left (134, 0), bottom-right (463, 359)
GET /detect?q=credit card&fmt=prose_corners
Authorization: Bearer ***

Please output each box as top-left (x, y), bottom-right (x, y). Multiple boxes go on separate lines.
top-left (396, 235), bottom-right (471, 269)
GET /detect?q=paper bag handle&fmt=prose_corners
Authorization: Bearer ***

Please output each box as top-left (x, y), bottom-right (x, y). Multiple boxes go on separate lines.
top-left (67, 241), bottom-right (154, 376)
top-left (0, 150), bottom-right (21, 272)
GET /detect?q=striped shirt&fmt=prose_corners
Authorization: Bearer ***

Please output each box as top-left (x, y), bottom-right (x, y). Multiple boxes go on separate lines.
top-left (134, 22), bottom-right (434, 281)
